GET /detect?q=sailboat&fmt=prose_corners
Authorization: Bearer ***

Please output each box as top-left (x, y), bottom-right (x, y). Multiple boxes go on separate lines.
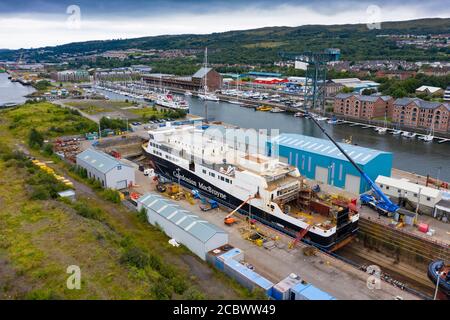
top-left (198, 48), bottom-right (220, 102)
top-left (420, 117), bottom-right (435, 142)
top-left (375, 112), bottom-right (388, 134)
top-left (228, 77), bottom-right (241, 105)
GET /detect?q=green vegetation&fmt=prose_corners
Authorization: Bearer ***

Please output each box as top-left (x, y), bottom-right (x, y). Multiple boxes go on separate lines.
top-left (28, 128), bottom-right (44, 149)
top-left (6, 102), bottom-right (97, 139)
top-left (99, 117), bottom-right (128, 131)
top-left (32, 80), bottom-right (51, 91)
top-left (65, 100), bottom-right (136, 114)
top-left (0, 104), bottom-right (247, 299)
top-left (2, 18), bottom-right (448, 67)
top-left (377, 73), bottom-right (450, 98)
top-left (129, 106), bottom-right (187, 121)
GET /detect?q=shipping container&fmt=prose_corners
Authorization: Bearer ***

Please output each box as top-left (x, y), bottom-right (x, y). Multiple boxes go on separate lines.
top-left (224, 259), bottom-right (273, 296)
top-left (272, 274), bottom-right (302, 300)
top-left (290, 282), bottom-right (336, 300)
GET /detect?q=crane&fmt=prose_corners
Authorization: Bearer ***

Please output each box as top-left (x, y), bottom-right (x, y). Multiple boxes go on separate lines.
top-left (279, 48), bottom-right (340, 111)
top-left (224, 194), bottom-right (256, 225)
top-left (308, 115), bottom-right (399, 216)
top-left (288, 224), bottom-right (313, 249)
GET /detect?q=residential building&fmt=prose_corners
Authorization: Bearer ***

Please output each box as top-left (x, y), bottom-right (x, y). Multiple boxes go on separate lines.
top-left (50, 70), bottom-right (90, 82)
top-left (76, 149), bottom-right (135, 190)
top-left (333, 93), bottom-right (393, 119)
top-left (415, 85), bottom-right (444, 97)
top-left (392, 98), bottom-right (450, 132)
top-left (375, 70), bottom-right (416, 80)
top-left (444, 86), bottom-right (450, 102)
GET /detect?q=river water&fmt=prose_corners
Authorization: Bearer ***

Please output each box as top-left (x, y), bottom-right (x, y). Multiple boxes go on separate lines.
top-left (0, 73), bottom-right (35, 105)
top-left (96, 89), bottom-right (450, 181)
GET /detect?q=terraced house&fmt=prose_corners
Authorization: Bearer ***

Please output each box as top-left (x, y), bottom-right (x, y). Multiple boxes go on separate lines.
top-left (392, 98), bottom-right (450, 132)
top-left (333, 93), bottom-right (393, 119)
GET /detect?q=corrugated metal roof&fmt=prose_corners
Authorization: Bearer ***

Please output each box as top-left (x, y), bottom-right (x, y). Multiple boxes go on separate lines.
top-left (137, 193), bottom-right (227, 243)
top-left (76, 149), bottom-right (132, 174)
top-left (192, 67), bottom-right (212, 79)
top-left (291, 283), bottom-right (335, 300)
top-left (224, 258), bottom-right (274, 290)
top-left (271, 133), bottom-right (389, 165)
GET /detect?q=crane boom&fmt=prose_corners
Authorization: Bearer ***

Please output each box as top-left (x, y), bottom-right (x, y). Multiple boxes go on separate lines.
top-left (308, 116), bottom-right (399, 214)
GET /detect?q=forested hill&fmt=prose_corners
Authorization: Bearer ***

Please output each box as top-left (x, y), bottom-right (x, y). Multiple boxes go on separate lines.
top-left (2, 18), bottom-right (449, 64)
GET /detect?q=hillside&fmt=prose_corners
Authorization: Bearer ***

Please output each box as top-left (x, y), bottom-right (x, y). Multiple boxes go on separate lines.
top-left (1, 18), bottom-right (449, 64)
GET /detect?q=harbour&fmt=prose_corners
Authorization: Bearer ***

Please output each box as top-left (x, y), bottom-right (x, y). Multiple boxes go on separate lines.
top-left (98, 87), bottom-right (450, 182)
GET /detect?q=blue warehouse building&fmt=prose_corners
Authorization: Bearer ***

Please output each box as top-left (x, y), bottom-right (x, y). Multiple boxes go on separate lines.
top-left (268, 133), bottom-right (392, 195)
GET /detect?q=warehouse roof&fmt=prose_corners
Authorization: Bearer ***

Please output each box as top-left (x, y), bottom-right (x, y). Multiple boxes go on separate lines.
top-left (271, 133), bottom-right (389, 165)
top-left (192, 67), bottom-right (212, 79)
top-left (375, 176), bottom-right (442, 198)
top-left (416, 85), bottom-right (442, 94)
top-left (76, 149), bottom-right (132, 174)
top-left (137, 193), bottom-right (227, 243)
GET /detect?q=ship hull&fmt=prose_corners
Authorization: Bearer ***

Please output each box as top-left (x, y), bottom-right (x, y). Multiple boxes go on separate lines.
top-left (145, 150), bottom-right (358, 250)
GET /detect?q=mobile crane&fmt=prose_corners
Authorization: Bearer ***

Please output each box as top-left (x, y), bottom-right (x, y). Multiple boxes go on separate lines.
top-left (308, 116), bottom-right (400, 216)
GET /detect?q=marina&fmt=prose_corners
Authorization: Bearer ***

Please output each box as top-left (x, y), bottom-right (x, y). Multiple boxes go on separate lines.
top-left (99, 87), bottom-right (450, 182)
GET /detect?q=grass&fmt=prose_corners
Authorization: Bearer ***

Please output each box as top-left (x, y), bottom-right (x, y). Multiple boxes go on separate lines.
top-left (5, 102), bottom-right (97, 139)
top-left (0, 101), bottom-right (248, 300)
top-left (66, 100), bottom-right (136, 115)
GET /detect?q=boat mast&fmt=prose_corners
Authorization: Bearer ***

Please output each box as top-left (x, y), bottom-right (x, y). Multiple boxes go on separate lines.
top-left (204, 47), bottom-right (208, 122)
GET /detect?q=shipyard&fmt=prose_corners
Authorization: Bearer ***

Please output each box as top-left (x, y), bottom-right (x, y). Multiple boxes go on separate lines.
top-left (0, 1), bottom-right (448, 311)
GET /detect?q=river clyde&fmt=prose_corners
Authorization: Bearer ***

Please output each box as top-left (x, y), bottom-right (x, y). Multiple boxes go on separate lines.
top-left (41, 87), bottom-right (450, 182)
top-left (0, 73), bottom-right (35, 105)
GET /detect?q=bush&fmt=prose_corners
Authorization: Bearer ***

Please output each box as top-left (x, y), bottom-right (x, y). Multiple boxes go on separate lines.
top-left (28, 128), bottom-right (44, 149)
top-left (137, 208), bottom-right (148, 223)
top-left (182, 287), bottom-right (205, 300)
top-left (170, 276), bottom-right (188, 295)
top-left (72, 202), bottom-right (102, 220)
top-left (151, 278), bottom-right (172, 300)
top-left (120, 247), bottom-right (150, 269)
top-left (42, 143), bottom-right (54, 156)
top-left (100, 188), bottom-right (121, 203)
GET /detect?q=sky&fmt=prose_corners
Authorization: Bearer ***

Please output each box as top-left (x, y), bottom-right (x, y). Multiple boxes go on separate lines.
top-left (0, 0), bottom-right (448, 49)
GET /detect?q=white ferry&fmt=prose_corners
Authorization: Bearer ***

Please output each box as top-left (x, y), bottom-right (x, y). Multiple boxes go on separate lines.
top-left (143, 124), bottom-right (359, 250)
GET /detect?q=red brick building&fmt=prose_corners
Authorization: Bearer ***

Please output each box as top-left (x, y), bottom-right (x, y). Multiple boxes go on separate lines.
top-left (333, 93), bottom-right (393, 119)
top-left (143, 67), bottom-right (222, 92)
top-left (392, 98), bottom-right (450, 132)
top-left (375, 70), bottom-right (416, 80)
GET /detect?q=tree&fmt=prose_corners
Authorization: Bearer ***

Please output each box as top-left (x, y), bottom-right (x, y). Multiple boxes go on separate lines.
top-left (340, 87), bottom-right (353, 93)
top-left (28, 128), bottom-right (44, 149)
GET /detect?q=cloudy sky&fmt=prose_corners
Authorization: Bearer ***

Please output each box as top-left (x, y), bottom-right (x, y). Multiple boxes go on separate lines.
top-left (0, 0), bottom-right (448, 49)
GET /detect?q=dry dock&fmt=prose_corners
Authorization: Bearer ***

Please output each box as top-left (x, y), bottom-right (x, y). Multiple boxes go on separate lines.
top-left (131, 172), bottom-right (420, 300)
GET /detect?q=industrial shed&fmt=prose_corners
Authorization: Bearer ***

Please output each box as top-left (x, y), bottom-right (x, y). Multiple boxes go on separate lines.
top-left (137, 193), bottom-right (228, 260)
top-left (376, 176), bottom-right (443, 216)
top-left (268, 133), bottom-right (392, 195)
top-left (76, 149), bottom-right (135, 190)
